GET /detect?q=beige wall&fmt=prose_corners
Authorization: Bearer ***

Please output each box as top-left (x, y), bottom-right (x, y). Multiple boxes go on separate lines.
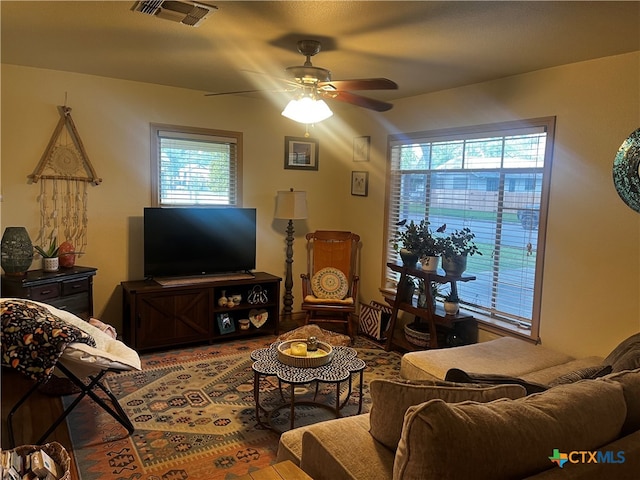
top-left (2, 51), bottom-right (639, 359)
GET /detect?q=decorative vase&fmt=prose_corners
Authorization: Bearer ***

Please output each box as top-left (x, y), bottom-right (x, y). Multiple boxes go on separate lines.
top-left (399, 248), bottom-right (419, 268)
top-left (400, 276), bottom-right (416, 304)
top-left (218, 290), bottom-right (228, 307)
top-left (58, 241), bottom-right (76, 268)
top-left (442, 254), bottom-right (468, 276)
top-left (420, 256), bottom-right (439, 272)
top-left (1, 227), bottom-right (34, 275)
top-left (444, 301), bottom-right (459, 315)
top-left (43, 256), bottom-right (59, 272)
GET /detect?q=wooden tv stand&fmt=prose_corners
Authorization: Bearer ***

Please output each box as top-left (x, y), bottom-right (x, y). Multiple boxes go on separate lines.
top-left (121, 272), bottom-right (281, 351)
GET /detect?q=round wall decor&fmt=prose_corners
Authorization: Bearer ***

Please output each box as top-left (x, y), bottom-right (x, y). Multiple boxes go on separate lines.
top-left (613, 128), bottom-right (640, 213)
top-left (311, 267), bottom-right (349, 299)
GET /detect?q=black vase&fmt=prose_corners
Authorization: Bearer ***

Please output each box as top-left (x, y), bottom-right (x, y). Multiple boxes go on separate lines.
top-left (1, 227), bottom-right (34, 275)
top-left (399, 248), bottom-right (419, 267)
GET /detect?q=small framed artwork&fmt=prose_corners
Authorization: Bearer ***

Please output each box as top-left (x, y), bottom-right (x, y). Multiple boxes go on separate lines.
top-left (284, 136), bottom-right (319, 170)
top-left (217, 313), bottom-right (236, 335)
top-left (353, 136), bottom-right (370, 162)
top-left (351, 171), bottom-right (369, 196)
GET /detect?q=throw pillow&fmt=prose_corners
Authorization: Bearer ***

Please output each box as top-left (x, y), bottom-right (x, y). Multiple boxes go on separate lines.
top-left (444, 368), bottom-right (548, 395)
top-left (368, 378), bottom-right (526, 451)
top-left (603, 332), bottom-right (640, 372)
top-left (393, 381), bottom-right (627, 480)
top-left (547, 364), bottom-right (612, 387)
top-left (310, 267), bottom-right (349, 299)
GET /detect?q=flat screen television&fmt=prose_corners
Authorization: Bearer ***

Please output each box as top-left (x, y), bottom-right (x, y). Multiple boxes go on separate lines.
top-left (143, 207), bottom-right (256, 279)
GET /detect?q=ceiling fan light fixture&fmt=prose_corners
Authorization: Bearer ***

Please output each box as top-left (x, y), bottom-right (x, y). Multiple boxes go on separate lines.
top-left (281, 97), bottom-right (333, 124)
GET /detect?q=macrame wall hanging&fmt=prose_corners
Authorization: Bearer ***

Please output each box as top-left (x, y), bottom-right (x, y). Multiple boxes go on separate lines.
top-left (29, 105), bottom-right (102, 253)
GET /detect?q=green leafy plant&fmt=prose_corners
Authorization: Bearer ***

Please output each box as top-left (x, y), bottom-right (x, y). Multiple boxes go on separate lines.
top-left (390, 220), bottom-right (422, 252)
top-left (440, 227), bottom-right (482, 257)
top-left (390, 219), bottom-right (446, 257)
top-left (34, 237), bottom-right (59, 258)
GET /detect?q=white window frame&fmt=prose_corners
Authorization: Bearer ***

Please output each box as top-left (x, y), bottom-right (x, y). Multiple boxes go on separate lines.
top-left (383, 117), bottom-right (556, 341)
top-left (150, 124), bottom-right (243, 207)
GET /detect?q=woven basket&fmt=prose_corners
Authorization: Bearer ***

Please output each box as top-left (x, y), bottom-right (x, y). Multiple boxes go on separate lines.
top-left (12, 442), bottom-right (71, 480)
top-left (404, 323), bottom-right (431, 347)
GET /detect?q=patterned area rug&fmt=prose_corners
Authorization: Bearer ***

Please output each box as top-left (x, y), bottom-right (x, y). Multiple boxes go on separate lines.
top-left (64, 335), bottom-right (402, 479)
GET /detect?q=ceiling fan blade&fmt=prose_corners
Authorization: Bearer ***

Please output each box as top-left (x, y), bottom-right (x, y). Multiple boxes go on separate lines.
top-left (204, 89), bottom-right (266, 96)
top-left (321, 90), bottom-right (394, 112)
top-left (319, 78), bottom-right (398, 91)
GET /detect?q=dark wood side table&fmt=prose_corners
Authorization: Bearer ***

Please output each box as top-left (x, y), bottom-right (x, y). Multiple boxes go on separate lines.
top-left (1, 266), bottom-right (97, 320)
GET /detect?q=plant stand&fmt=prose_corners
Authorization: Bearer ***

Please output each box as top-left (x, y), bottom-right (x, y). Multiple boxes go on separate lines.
top-left (384, 262), bottom-right (477, 351)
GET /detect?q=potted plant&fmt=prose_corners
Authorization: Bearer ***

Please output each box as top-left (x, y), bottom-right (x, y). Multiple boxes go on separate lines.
top-left (34, 237), bottom-right (60, 272)
top-left (443, 290), bottom-right (460, 315)
top-left (440, 227), bottom-right (482, 276)
top-left (417, 223), bottom-right (445, 272)
top-left (390, 220), bottom-right (422, 267)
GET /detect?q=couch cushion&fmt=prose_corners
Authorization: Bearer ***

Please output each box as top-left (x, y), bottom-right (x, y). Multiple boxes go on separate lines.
top-left (601, 368), bottom-right (640, 434)
top-left (521, 356), bottom-right (603, 384)
top-left (298, 414), bottom-right (394, 480)
top-left (277, 413), bottom-right (371, 466)
top-left (369, 378), bottom-right (526, 450)
top-left (603, 332), bottom-right (640, 373)
top-left (400, 337), bottom-right (574, 381)
top-left (547, 364), bottom-right (612, 387)
top-left (393, 380), bottom-right (627, 480)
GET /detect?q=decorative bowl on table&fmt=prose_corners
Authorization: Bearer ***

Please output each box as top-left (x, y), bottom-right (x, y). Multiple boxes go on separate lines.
top-left (277, 339), bottom-right (334, 368)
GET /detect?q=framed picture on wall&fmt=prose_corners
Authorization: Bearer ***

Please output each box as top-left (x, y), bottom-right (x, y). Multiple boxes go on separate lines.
top-left (351, 171), bottom-right (369, 196)
top-left (353, 136), bottom-right (370, 162)
top-left (284, 136), bottom-right (319, 170)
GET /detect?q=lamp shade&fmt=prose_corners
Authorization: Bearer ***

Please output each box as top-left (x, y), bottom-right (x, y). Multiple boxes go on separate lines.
top-left (281, 97), bottom-right (333, 124)
top-left (275, 190), bottom-right (308, 220)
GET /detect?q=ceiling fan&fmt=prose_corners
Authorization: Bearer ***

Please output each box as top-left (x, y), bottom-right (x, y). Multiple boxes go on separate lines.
top-left (206, 40), bottom-right (398, 117)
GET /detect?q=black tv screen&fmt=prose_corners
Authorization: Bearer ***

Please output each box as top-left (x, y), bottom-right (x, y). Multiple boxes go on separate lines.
top-left (144, 207), bottom-right (256, 278)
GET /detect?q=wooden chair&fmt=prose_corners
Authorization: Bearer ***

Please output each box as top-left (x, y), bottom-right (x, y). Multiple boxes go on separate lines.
top-left (300, 231), bottom-right (360, 340)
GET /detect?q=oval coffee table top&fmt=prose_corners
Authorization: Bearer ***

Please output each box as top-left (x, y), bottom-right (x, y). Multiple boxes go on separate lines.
top-left (251, 342), bottom-right (366, 384)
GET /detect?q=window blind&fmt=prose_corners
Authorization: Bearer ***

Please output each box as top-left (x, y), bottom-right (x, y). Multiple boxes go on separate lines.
top-left (153, 127), bottom-right (241, 206)
top-left (385, 118), bottom-right (555, 335)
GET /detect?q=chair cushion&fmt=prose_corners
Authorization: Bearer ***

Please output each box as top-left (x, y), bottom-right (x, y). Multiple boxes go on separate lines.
top-left (303, 295), bottom-right (354, 305)
top-left (369, 378), bottom-right (526, 450)
top-left (311, 267), bottom-right (349, 299)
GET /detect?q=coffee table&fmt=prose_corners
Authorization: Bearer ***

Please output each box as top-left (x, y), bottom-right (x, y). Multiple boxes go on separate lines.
top-left (251, 342), bottom-right (366, 431)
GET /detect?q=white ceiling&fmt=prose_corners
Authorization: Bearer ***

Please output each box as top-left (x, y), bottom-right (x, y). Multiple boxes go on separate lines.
top-left (2, 1), bottom-right (639, 108)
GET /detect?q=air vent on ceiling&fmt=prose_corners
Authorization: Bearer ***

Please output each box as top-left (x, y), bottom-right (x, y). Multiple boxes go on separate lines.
top-left (132, 0), bottom-right (217, 27)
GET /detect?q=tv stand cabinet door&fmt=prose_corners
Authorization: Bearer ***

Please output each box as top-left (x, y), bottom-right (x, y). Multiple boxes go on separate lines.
top-left (135, 289), bottom-right (212, 351)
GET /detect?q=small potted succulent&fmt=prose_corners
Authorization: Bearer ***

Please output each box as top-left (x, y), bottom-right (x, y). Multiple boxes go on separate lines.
top-left (443, 290), bottom-right (460, 315)
top-left (34, 237), bottom-right (60, 272)
top-left (440, 227), bottom-right (482, 276)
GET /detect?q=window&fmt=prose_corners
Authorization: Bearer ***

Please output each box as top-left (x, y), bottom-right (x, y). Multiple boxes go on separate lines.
top-left (384, 118), bottom-right (555, 339)
top-left (151, 124), bottom-right (242, 206)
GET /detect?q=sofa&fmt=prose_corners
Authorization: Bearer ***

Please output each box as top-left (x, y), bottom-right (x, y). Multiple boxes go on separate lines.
top-left (276, 333), bottom-right (640, 479)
